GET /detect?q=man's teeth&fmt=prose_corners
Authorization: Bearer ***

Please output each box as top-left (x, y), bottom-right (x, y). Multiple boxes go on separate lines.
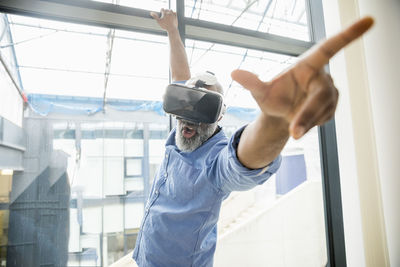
top-left (184, 126), bottom-right (194, 131)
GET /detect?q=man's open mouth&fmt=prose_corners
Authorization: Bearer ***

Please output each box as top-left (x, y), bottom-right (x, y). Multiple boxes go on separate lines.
top-left (182, 125), bottom-right (196, 139)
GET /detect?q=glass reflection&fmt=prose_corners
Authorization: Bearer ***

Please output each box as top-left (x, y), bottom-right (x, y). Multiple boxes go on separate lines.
top-left (185, 0), bottom-right (310, 41)
top-left (187, 39), bottom-right (327, 266)
top-left (1, 5), bottom-right (328, 266)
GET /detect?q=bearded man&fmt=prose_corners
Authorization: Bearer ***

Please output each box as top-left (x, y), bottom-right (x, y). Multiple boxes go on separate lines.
top-left (131, 8), bottom-right (373, 267)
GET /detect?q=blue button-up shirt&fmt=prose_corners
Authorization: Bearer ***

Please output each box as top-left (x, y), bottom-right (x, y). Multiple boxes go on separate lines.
top-left (133, 126), bottom-right (281, 267)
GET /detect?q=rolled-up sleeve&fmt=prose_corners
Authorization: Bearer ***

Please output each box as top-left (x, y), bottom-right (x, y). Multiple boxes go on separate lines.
top-left (209, 126), bottom-right (281, 194)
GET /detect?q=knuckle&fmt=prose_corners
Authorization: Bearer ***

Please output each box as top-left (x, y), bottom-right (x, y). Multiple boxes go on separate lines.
top-left (326, 101), bottom-right (336, 112)
top-left (327, 73), bottom-right (334, 82)
top-left (299, 110), bottom-right (315, 125)
top-left (317, 83), bottom-right (338, 101)
top-left (316, 86), bottom-right (332, 100)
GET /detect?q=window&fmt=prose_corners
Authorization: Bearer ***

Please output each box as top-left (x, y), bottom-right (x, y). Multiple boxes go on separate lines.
top-left (186, 39), bottom-right (297, 109)
top-left (185, 0), bottom-right (310, 41)
top-left (187, 39), bottom-right (326, 265)
top-left (0, 1), bottom-right (344, 266)
top-left (8, 15), bottom-right (169, 100)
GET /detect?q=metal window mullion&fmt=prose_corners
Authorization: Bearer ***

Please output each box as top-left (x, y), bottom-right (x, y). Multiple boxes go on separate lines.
top-left (177, 0), bottom-right (186, 43)
top-left (305, 0), bottom-right (315, 43)
top-left (184, 17), bottom-right (312, 56)
top-left (167, 0), bottom-right (186, 132)
top-left (306, 0), bottom-right (347, 266)
top-left (0, 0), bottom-right (167, 36)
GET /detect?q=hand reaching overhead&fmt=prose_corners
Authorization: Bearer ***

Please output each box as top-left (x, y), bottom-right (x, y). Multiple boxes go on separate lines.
top-left (232, 17), bottom-right (374, 139)
top-left (150, 8), bottom-right (178, 32)
top-left (150, 8), bottom-right (191, 81)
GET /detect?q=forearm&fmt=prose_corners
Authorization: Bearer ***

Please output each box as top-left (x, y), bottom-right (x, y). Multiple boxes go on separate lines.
top-left (167, 28), bottom-right (191, 81)
top-left (237, 113), bottom-right (289, 169)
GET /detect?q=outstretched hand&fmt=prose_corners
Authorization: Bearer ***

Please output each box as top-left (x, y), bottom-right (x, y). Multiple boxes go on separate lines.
top-left (232, 17), bottom-right (374, 139)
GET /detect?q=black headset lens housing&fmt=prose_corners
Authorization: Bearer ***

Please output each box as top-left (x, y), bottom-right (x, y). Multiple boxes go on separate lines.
top-left (163, 83), bottom-right (224, 124)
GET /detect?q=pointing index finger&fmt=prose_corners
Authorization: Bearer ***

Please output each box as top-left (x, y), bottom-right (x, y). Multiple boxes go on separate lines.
top-left (301, 16), bottom-right (374, 70)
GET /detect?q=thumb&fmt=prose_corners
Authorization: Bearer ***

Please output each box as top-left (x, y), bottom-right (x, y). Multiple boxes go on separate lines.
top-left (231, 69), bottom-right (267, 95)
top-left (150, 11), bottom-right (160, 20)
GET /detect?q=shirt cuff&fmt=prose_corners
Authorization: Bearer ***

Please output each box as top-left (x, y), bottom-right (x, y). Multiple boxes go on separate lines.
top-left (231, 125), bottom-right (282, 176)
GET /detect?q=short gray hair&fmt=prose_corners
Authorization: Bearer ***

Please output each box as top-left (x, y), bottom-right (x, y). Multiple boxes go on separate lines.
top-left (205, 82), bottom-right (224, 96)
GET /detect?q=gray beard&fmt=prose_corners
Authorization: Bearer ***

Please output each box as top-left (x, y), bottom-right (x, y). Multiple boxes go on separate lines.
top-left (175, 120), bottom-right (218, 152)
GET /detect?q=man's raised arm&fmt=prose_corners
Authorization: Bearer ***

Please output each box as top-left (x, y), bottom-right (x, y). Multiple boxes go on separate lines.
top-left (233, 17), bottom-right (374, 170)
top-left (151, 9), bottom-right (191, 82)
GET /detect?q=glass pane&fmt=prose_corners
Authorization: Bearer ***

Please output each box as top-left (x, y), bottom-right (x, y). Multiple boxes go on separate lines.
top-left (106, 30), bottom-right (169, 100)
top-left (125, 178), bottom-right (144, 193)
top-left (3, 12), bottom-right (170, 266)
top-left (106, 232), bottom-right (124, 265)
top-left (148, 123), bottom-right (168, 185)
top-left (104, 139), bottom-right (124, 156)
top-left (104, 203), bottom-right (124, 233)
top-left (8, 14), bottom-right (169, 100)
top-left (185, 0), bottom-right (310, 41)
top-left (186, 39), bottom-right (297, 109)
top-left (125, 139), bottom-right (144, 157)
top-left (2, 5), bottom-right (328, 267)
top-left (124, 202), bottom-right (144, 229)
top-left (8, 15), bottom-right (108, 97)
top-left (53, 119), bottom-right (169, 266)
top-left (188, 39), bottom-right (327, 266)
top-left (104, 157), bottom-right (124, 195)
top-left (78, 157), bottom-right (104, 197)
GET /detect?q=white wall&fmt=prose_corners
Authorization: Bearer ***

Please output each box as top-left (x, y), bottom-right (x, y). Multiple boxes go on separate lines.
top-left (321, 1), bottom-right (368, 266)
top-left (357, 1), bottom-right (400, 265)
top-left (214, 181), bottom-right (327, 267)
top-left (323, 0), bottom-right (400, 266)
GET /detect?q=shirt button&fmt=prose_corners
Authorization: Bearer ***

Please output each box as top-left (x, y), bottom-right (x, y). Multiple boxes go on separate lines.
top-left (165, 154), bottom-right (169, 159)
top-left (155, 190), bottom-right (159, 195)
